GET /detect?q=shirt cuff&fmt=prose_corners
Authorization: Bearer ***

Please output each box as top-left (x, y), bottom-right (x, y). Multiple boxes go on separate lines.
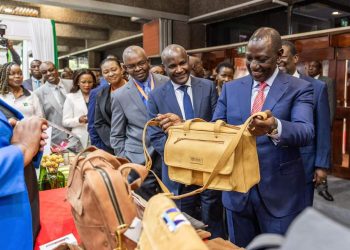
top-left (268, 118), bottom-right (282, 145)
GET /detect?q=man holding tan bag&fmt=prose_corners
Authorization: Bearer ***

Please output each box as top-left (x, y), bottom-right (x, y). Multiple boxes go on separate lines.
top-left (147, 44), bottom-right (224, 238)
top-left (211, 27), bottom-right (314, 247)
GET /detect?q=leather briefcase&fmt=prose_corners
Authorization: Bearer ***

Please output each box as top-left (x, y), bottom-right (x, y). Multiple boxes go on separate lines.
top-left (143, 112), bottom-right (266, 198)
top-left (67, 147), bottom-right (148, 250)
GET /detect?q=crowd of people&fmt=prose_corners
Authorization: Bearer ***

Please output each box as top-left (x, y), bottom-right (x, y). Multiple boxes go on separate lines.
top-left (0, 26), bottom-right (336, 249)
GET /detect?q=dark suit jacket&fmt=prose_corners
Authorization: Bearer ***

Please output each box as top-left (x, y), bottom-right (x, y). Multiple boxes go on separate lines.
top-left (22, 78), bottom-right (33, 91)
top-left (148, 76), bottom-right (218, 194)
top-left (299, 75), bottom-right (331, 184)
top-left (212, 71), bottom-right (314, 217)
top-left (318, 76), bottom-right (335, 125)
top-left (88, 81), bottom-right (109, 150)
top-left (94, 85), bottom-right (114, 153)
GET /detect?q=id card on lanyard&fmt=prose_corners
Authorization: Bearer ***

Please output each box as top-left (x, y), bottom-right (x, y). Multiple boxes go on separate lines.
top-left (133, 74), bottom-right (155, 101)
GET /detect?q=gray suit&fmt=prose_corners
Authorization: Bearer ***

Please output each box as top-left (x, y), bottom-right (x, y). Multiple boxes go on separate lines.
top-left (110, 73), bottom-right (168, 200)
top-left (23, 77), bottom-right (43, 92)
top-left (34, 79), bottom-right (73, 144)
top-left (318, 76), bottom-right (336, 125)
top-left (110, 73), bottom-right (168, 162)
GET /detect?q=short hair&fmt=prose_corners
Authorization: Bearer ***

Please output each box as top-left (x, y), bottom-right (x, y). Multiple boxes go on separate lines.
top-left (161, 44), bottom-right (187, 64)
top-left (122, 46), bottom-right (146, 63)
top-left (282, 40), bottom-right (297, 56)
top-left (249, 27), bottom-right (282, 53)
top-left (100, 57), bottom-right (121, 69)
top-left (0, 62), bottom-right (17, 95)
top-left (71, 68), bottom-right (97, 93)
top-left (311, 61), bottom-right (322, 70)
top-left (30, 59), bottom-right (42, 66)
top-left (41, 61), bottom-right (56, 69)
top-left (216, 62), bottom-right (234, 74)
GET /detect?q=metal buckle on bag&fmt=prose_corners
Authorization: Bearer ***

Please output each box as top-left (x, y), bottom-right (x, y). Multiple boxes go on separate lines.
top-left (115, 224), bottom-right (129, 250)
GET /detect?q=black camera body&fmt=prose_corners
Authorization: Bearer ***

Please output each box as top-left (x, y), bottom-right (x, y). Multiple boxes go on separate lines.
top-left (0, 23), bottom-right (8, 48)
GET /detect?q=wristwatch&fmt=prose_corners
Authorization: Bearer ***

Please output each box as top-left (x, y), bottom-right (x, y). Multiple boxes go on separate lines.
top-left (267, 117), bottom-right (278, 136)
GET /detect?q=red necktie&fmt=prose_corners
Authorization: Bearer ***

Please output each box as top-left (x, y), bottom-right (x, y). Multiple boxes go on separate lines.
top-left (251, 82), bottom-right (268, 114)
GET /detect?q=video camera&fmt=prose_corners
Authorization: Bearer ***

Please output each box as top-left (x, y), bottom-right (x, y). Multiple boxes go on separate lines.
top-left (0, 23), bottom-right (8, 48)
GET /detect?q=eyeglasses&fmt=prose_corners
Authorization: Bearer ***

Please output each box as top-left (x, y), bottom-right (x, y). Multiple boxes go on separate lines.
top-left (124, 60), bottom-right (148, 70)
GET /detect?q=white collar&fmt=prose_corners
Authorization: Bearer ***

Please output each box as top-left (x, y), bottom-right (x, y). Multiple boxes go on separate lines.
top-left (253, 67), bottom-right (279, 88)
top-left (171, 76), bottom-right (192, 90)
top-left (292, 70), bottom-right (300, 78)
top-left (314, 74), bottom-right (320, 79)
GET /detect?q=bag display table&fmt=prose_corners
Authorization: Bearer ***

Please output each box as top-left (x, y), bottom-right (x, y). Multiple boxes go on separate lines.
top-left (34, 188), bottom-right (80, 249)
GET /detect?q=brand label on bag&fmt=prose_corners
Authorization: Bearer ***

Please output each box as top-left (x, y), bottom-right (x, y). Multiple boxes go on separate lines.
top-left (124, 217), bottom-right (142, 243)
top-left (161, 208), bottom-right (190, 232)
top-left (190, 156), bottom-right (203, 165)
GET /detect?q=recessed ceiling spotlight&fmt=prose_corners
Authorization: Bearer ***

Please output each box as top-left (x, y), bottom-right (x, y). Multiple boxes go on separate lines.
top-left (3, 7), bottom-right (13, 13)
top-left (332, 11), bottom-right (341, 15)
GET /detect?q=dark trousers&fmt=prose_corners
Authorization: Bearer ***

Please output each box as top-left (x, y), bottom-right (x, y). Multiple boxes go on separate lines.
top-left (175, 185), bottom-right (225, 238)
top-left (305, 182), bottom-right (315, 207)
top-left (226, 186), bottom-right (300, 247)
top-left (130, 152), bottom-right (162, 201)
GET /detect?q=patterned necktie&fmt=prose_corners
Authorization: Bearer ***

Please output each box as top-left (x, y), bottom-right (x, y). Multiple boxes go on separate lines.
top-left (178, 85), bottom-right (194, 120)
top-left (251, 82), bottom-right (268, 114)
top-left (142, 82), bottom-right (151, 106)
top-left (34, 79), bottom-right (40, 90)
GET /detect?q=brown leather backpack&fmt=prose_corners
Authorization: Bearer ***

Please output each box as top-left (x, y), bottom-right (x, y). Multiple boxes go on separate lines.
top-left (67, 147), bottom-right (148, 250)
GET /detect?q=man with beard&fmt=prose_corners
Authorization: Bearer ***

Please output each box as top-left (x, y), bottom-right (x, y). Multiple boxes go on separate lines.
top-left (210, 27), bottom-right (314, 247)
top-left (34, 61), bottom-right (72, 144)
top-left (110, 46), bottom-right (168, 200)
top-left (147, 44), bottom-right (224, 238)
top-left (279, 40), bottom-right (332, 204)
top-left (23, 60), bottom-right (43, 91)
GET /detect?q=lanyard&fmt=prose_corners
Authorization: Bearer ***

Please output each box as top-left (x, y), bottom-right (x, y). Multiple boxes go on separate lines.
top-left (133, 74), bottom-right (154, 100)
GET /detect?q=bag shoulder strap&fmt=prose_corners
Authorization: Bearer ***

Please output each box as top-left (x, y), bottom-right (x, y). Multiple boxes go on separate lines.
top-left (142, 112), bottom-right (267, 199)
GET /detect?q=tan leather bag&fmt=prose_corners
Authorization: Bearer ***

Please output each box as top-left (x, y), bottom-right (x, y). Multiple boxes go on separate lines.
top-left (137, 194), bottom-right (209, 250)
top-left (143, 112), bottom-right (267, 198)
top-left (67, 147), bottom-right (148, 250)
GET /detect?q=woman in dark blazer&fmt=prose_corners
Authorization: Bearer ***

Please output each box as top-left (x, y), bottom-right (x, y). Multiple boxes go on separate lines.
top-left (94, 58), bottom-right (126, 153)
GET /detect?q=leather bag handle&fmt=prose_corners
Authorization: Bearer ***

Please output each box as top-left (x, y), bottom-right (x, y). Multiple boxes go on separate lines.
top-left (119, 163), bottom-right (149, 190)
top-left (170, 111), bottom-right (267, 199)
top-left (67, 146), bottom-right (97, 187)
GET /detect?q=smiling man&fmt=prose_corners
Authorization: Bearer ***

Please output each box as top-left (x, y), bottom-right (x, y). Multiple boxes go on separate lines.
top-left (147, 44), bottom-right (224, 238)
top-left (212, 27), bottom-right (314, 247)
top-left (34, 61), bottom-right (73, 144)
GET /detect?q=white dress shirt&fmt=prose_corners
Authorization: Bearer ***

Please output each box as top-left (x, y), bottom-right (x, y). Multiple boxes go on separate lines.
top-left (251, 67), bottom-right (282, 141)
top-left (171, 77), bottom-right (194, 119)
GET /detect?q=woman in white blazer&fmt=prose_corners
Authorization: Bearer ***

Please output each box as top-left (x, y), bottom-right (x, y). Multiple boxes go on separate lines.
top-left (62, 69), bottom-right (96, 148)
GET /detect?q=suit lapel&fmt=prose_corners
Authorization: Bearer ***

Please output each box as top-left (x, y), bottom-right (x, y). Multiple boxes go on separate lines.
top-left (44, 85), bottom-right (62, 114)
top-left (262, 72), bottom-right (288, 111)
top-left (163, 81), bottom-right (183, 118)
top-left (191, 77), bottom-right (203, 117)
top-left (77, 91), bottom-right (88, 114)
top-left (99, 86), bottom-right (110, 122)
top-left (238, 76), bottom-right (254, 121)
top-left (127, 79), bottom-right (147, 113)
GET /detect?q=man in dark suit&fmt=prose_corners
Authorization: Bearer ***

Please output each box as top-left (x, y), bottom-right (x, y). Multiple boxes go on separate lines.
top-left (279, 40), bottom-right (331, 206)
top-left (148, 44), bottom-right (224, 238)
top-left (211, 28), bottom-right (314, 247)
top-left (308, 61), bottom-right (335, 201)
top-left (308, 61), bottom-right (336, 125)
top-left (23, 60), bottom-right (43, 91)
top-left (110, 46), bottom-right (168, 200)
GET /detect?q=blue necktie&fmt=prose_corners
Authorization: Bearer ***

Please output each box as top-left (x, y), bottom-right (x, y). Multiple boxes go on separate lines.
top-left (142, 82), bottom-right (151, 106)
top-left (178, 85), bottom-right (194, 120)
top-left (34, 79), bottom-right (41, 90)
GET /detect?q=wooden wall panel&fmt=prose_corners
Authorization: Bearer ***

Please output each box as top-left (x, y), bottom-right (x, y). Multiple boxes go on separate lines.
top-left (298, 47), bottom-right (335, 62)
top-left (143, 19), bottom-right (159, 57)
top-left (332, 33), bottom-right (350, 48)
top-left (294, 36), bottom-right (329, 52)
top-left (337, 48), bottom-right (350, 60)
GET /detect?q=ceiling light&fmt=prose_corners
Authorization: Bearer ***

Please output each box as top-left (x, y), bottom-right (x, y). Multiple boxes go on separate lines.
top-left (3, 7), bottom-right (13, 13)
top-left (332, 11), bottom-right (341, 15)
top-left (0, 5), bottom-right (39, 17)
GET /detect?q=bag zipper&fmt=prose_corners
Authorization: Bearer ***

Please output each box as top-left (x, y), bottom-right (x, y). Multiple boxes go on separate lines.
top-left (174, 137), bottom-right (225, 144)
top-left (95, 166), bottom-right (125, 225)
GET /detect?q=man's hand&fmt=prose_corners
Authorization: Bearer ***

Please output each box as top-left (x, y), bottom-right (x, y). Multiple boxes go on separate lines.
top-left (248, 110), bottom-right (276, 136)
top-left (79, 115), bottom-right (88, 124)
top-left (155, 113), bottom-right (182, 132)
top-left (11, 117), bottom-right (48, 166)
top-left (314, 168), bottom-right (328, 186)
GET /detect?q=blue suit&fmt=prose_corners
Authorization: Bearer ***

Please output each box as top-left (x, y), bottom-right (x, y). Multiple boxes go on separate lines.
top-left (87, 79), bottom-right (109, 150)
top-left (148, 76), bottom-right (224, 238)
top-left (0, 98), bottom-right (33, 249)
top-left (212, 71), bottom-right (314, 246)
top-left (299, 74), bottom-right (331, 206)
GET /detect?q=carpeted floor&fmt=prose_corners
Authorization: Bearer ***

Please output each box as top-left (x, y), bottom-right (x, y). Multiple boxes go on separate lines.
top-left (313, 175), bottom-right (350, 227)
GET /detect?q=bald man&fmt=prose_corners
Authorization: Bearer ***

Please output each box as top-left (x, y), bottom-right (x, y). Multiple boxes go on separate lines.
top-left (34, 61), bottom-right (73, 144)
top-left (189, 55), bottom-right (205, 78)
top-left (212, 27), bottom-right (314, 246)
top-left (147, 44), bottom-right (224, 238)
top-left (110, 46), bottom-right (168, 200)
